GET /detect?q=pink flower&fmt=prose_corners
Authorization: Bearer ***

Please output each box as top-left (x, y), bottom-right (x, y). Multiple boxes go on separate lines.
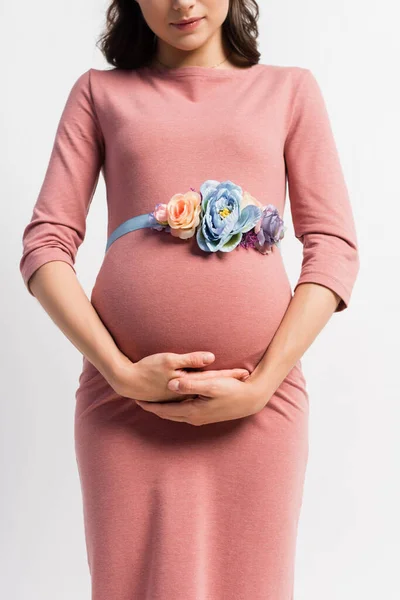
top-left (153, 203), bottom-right (169, 225)
top-left (166, 190), bottom-right (202, 239)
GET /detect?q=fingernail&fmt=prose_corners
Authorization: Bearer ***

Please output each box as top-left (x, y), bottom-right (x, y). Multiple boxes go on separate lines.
top-left (169, 380), bottom-right (180, 391)
top-left (203, 353), bottom-right (214, 362)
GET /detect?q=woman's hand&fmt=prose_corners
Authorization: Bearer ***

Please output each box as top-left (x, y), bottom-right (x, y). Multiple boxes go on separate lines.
top-left (135, 373), bottom-right (271, 425)
top-left (108, 351), bottom-right (250, 403)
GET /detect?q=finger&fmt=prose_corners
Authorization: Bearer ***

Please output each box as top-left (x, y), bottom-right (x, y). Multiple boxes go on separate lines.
top-left (139, 394), bottom-right (196, 404)
top-left (170, 351), bottom-right (215, 370)
top-left (136, 397), bottom-right (205, 421)
top-left (174, 368), bottom-right (249, 380)
top-left (223, 368), bottom-right (250, 379)
top-left (167, 375), bottom-right (219, 396)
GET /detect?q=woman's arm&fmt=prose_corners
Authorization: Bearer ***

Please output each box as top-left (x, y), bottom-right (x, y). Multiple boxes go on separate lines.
top-left (27, 260), bottom-right (131, 387)
top-left (247, 281), bottom-right (340, 396)
top-left (250, 67), bottom-right (361, 396)
top-left (19, 70), bottom-right (128, 384)
top-left (20, 70), bottom-right (103, 298)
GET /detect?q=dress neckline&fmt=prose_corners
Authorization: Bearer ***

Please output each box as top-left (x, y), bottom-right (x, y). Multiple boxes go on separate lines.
top-left (140, 62), bottom-right (265, 80)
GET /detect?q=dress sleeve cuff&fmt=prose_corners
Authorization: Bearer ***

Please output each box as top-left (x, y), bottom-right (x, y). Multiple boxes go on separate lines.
top-left (293, 271), bottom-right (352, 312)
top-left (20, 247), bottom-right (76, 296)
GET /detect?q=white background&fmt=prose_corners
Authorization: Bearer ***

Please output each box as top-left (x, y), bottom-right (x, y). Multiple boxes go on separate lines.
top-left (2, 0), bottom-right (399, 598)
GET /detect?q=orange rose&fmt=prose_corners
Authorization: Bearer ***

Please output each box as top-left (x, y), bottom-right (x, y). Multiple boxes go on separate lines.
top-left (167, 190), bottom-right (202, 239)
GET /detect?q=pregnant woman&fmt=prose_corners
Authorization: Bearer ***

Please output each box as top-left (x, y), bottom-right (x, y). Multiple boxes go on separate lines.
top-left (19, 1), bottom-right (360, 598)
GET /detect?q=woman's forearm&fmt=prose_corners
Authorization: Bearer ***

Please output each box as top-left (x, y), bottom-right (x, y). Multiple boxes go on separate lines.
top-left (28, 260), bottom-right (129, 384)
top-left (248, 282), bottom-right (341, 398)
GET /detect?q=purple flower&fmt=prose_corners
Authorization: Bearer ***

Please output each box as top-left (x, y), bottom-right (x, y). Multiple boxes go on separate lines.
top-left (255, 204), bottom-right (285, 253)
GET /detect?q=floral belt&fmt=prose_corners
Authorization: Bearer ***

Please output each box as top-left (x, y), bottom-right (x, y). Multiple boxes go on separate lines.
top-left (105, 179), bottom-right (286, 254)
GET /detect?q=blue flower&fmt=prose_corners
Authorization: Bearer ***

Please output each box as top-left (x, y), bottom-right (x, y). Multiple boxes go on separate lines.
top-left (196, 180), bottom-right (262, 252)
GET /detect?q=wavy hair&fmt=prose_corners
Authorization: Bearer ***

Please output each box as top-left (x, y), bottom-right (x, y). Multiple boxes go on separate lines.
top-left (97, 0), bottom-right (261, 70)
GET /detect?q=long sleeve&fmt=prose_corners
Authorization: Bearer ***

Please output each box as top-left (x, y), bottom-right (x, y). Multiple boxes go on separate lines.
top-left (284, 68), bottom-right (360, 312)
top-left (19, 68), bottom-right (104, 295)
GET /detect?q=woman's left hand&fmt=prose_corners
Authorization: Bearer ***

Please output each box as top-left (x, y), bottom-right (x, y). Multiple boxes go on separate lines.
top-left (135, 373), bottom-right (270, 425)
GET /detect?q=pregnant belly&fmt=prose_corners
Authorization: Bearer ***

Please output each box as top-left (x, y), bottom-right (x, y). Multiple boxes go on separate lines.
top-left (90, 228), bottom-right (293, 374)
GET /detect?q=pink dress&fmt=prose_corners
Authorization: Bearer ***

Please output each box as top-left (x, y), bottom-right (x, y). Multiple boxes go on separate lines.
top-left (19, 63), bottom-right (359, 599)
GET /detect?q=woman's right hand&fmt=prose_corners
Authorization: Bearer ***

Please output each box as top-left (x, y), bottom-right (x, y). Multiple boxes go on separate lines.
top-left (109, 351), bottom-right (250, 402)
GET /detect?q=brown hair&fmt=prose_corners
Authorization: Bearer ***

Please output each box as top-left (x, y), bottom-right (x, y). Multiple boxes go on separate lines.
top-left (97, 0), bottom-right (261, 70)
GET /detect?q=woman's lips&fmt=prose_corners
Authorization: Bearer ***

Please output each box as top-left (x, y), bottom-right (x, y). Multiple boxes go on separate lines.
top-left (171, 17), bottom-right (205, 31)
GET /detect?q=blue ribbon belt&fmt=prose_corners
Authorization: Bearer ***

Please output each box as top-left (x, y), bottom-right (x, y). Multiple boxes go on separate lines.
top-left (105, 213), bottom-right (154, 253)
